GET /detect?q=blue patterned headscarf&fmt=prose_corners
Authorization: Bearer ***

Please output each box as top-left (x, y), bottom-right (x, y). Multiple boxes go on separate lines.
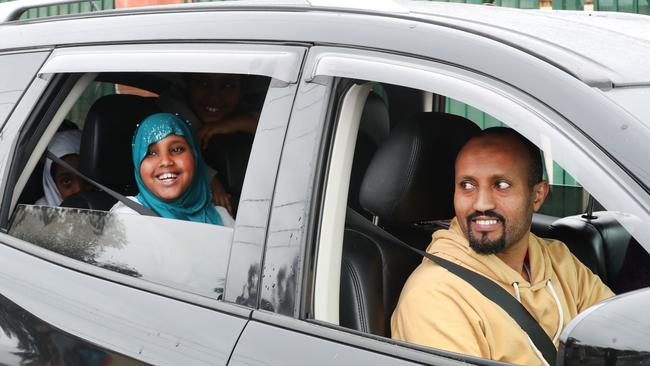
top-left (132, 113), bottom-right (222, 225)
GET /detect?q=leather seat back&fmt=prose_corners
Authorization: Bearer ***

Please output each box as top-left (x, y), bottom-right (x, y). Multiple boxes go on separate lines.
top-left (340, 112), bottom-right (480, 336)
top-left (549, 211), bottom-right (633, 287)
top-left (62, 94), bottom-right (160, 210)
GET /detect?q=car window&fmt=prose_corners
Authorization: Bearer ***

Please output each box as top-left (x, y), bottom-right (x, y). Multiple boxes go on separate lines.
top-left (4, 70), bottom-right (273, 301)
top-left (303, 48), bottom-right (650, 364)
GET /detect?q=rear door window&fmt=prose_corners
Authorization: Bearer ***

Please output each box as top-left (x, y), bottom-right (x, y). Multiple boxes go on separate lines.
top-left (1, 44), bottom-right (304, 305)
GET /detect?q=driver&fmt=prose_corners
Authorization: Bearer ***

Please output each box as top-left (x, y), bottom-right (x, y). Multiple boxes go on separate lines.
top-left (391, 127), bottom-right (613, 365)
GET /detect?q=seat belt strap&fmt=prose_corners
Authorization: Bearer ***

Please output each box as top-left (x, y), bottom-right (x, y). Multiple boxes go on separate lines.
top-left (393, 236), bottom-right (557, 365)
top-left (45, 150), bottom-right (159, 217)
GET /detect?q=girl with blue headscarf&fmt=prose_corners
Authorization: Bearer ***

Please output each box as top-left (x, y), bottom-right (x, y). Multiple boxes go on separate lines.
top-left (110, 113), bottom-right (234, 227)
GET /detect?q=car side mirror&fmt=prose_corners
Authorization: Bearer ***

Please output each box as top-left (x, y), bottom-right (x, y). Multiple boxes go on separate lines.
top-left (558, 288), bottom-right (650, 365)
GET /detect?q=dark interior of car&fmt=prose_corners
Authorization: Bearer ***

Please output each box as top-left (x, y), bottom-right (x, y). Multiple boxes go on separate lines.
top-left (18, 72), bottom-right (270, 217)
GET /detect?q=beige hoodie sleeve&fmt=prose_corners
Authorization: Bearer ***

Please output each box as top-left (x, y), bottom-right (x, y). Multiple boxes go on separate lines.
top-left (571, 253), bottom-right (615, 312)
top-left (391, 263), bottom-right (491, 359)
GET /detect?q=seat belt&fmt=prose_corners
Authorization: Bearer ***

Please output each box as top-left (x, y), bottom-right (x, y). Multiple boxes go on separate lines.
top-left (422, 249), bottom-right (556, 365)
top-left (388, 228), bottom-right (557, 365)
top-left (45, 151), bottom-right (159, 217)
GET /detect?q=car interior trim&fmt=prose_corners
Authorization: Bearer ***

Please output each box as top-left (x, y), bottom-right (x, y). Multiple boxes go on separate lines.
top-left (314, 82), bottom-right (371, 324)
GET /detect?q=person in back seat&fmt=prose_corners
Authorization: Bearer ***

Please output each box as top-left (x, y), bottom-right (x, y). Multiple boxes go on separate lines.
top-left (163, 73), bottom-right (259, 214)
top-left (110, 113), bottom-right (234, 227)
top-left (391, 127), bottom-right (613, 365)
top-left (35, 129), bottom-right (87, 206)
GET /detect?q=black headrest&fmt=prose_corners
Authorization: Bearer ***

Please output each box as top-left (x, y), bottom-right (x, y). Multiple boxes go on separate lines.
top-left (80, 94), bottom-right (160, 195)
top-left (359, 112), bottom-right (481, 225)
top-left (349, 92), bottom-right (391, 216)
top-left (359, 92), bottom-right (390, 147)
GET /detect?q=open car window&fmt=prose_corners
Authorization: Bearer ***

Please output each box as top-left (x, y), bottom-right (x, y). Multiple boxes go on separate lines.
top-left (305, 46), bottom-right (650, 364)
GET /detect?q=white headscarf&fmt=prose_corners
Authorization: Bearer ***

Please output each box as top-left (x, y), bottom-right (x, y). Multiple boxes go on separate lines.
top-left (36, 129), bottom-right (82, 206)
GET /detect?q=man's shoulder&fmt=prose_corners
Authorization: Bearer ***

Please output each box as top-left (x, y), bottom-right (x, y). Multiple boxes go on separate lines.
top-left (402, 256), bottom-right (485, 299)
top-left (534, 233), bottom-right (574, 257)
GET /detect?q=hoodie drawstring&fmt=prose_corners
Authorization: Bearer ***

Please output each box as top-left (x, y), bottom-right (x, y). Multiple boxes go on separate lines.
top-left (512, 281), bottom-right (521, 301)
top-left (511, 280), bottom-right (563, 366)
top-left (546, 279), bottom-right (564, 343)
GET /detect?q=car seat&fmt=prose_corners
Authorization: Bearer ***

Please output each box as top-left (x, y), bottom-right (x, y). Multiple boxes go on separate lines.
top-left (348, 92), bottom-right (390, 219)
top-left (339, 112), bottom-right (480, 336)
top-left (548, 211), bottom-right (638, 290)
top-left (61, 94), bottom-right (160, 210)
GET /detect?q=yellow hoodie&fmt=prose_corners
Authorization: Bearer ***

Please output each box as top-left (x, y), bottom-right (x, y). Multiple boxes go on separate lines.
top-left (391, 218), bottom-right (614, 365)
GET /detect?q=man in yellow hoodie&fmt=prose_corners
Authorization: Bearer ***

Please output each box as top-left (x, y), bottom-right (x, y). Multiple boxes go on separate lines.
top-left (391, 127), bottom-right (614, 365)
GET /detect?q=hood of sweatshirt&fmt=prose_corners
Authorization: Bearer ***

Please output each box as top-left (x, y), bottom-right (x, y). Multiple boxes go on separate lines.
top-left (428, 218), bottom-right (553, 291)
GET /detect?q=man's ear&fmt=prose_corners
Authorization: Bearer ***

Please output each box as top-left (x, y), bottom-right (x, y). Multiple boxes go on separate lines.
top-left (531, 180), bottom-right (550, 212)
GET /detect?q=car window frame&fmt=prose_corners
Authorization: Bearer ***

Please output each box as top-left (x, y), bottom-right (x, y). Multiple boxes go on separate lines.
top-left (0, 42), bottom-right (306, 312)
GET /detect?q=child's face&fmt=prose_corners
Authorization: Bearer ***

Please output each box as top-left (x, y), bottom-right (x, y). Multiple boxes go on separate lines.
top-left (139, 134), bottom-right (195, 201)
top-left (52, 154), bottom-right (84, 200)
top-left (188, 74), bottom-right (241, 125)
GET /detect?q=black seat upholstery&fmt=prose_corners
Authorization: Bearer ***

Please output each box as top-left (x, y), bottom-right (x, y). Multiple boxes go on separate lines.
top-left (203, 132), bottom-right (254, 213)
top-left (348, 92), bottom-right (390, 218)
top-left (339, 112), bottom-right (480, 336)
top-left (548, 211), bottom-right (636, 289)
top-left (61, 94), bottom-right (160, 210)
top-left (360, 112), bottom-right (482, 247)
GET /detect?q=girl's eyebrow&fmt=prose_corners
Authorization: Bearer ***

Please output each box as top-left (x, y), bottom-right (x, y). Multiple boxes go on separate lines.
top-left (166, 136), bottom-right (188, 144)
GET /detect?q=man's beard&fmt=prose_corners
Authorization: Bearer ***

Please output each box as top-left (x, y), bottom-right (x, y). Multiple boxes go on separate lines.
top-left (466, 211), bottom-right (507, 255)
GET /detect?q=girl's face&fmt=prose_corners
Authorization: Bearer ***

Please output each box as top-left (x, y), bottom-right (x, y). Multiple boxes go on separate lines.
top-left (188, 74), bottom-right (241, 125)
top-left (52, 153), bottom-right (84, 200)
top-left (139, 134), bottom-right (195, 201)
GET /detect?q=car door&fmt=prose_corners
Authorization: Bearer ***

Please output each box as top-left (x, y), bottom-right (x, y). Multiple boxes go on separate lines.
top-left (0, 42), bottom-right (304, 365)
top-left (226, 49), bottom-right (503, 366)
top-left (229, 41), bottom-right (650, 365)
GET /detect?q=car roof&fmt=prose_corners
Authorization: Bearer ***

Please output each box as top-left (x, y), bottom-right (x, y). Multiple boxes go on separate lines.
top-left (1, 0), bottom-right (649, 88)
top-left (406, 2), bottom-right (650, 88)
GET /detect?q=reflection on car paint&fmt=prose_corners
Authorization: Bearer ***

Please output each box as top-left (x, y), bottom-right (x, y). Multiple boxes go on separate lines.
top-left (9, 205), bottom-right (233, 299)
top-left (560, 288), bottom-right (650, 365)
top-left (0, 292), bottom-right (146, 365)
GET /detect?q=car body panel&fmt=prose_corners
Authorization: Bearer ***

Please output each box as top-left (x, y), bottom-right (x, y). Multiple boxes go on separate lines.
top-left (0, 233), bottom-right (250, 365)
top-left (232, 310), bottom-right (511, 366)
top-left (223, 81), bottom-right (300, 305)
top-left (259, 76), bottom-right (333, 316)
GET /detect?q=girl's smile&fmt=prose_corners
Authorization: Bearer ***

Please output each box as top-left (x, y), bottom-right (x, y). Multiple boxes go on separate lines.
top-left (139, 134), bottom-right (195, 201)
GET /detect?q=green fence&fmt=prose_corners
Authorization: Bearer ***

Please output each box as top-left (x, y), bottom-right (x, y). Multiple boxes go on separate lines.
top-left (0, 0), bottom-right (115, 19)
top-left (595, 0), bottom-right (650, 13)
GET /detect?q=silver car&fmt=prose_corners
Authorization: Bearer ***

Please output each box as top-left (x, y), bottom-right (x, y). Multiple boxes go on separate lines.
top-left (0, 0), bottom-right (649, 364)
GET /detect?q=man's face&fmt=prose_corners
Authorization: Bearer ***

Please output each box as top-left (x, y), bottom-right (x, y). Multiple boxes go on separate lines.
top-left (453, 135), bottom-right (548, 254)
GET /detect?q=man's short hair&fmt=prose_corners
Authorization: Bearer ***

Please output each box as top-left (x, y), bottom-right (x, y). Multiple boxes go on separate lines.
top-left (477, 127), bottom-right (544, 187)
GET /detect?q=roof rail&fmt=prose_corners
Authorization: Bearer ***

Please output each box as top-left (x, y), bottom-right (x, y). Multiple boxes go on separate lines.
top-left (307, 0), bottom-right (407, 13)
top-left (0, 0), bottom-right (99, 23)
